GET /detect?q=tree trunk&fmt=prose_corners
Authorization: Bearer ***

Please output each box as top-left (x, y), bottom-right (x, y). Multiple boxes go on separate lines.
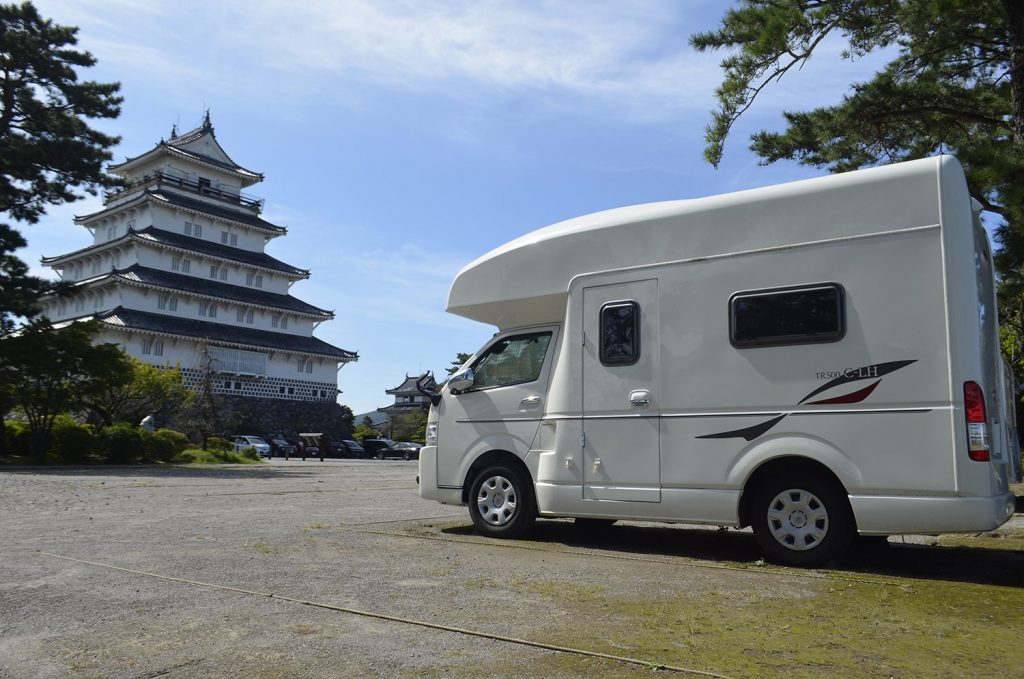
top-left (1004, 0), bottom-right (1024, 148)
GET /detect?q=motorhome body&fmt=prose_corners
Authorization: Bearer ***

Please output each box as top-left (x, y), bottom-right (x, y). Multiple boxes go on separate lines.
top-left (419, 156), bottom-right (1018, 566)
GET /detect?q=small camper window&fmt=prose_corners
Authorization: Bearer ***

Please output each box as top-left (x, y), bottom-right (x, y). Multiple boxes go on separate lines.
top-left (600, 301), bottom-right (640, 365)
top-left (730, 284), bottom-right (844, 348)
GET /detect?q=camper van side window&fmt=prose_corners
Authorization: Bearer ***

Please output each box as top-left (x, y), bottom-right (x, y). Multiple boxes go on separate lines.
top-left (600, 301), bottom-right (640, 366)
top-left (471, 332), bottom-right (553, 389)
top-left (730, 284), bottom-right (845, 348)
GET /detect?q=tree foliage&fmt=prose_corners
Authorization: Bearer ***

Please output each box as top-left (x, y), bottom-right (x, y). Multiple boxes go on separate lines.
top-left (446, 352), bottom-right (472, 376)
top-left (0, 1), bottom-right (122, 331)
top-left (693, 0), bottom-right (1024, 371)
top-left (1, 319), bottom-right (132, 456)
top-left (390, 410), bottom-right (428, 444)
top-left (0, 1), bottom-right (122, 224)
top-left (81, 356), bottom-right (190, 427)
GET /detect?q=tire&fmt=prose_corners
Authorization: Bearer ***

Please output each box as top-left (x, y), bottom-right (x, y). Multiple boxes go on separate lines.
top-left (403, 452), bottom-right (412, 461)
top-left (468, 463), bottom-right (536, 539)
top-left (376, 452), bottom-right (384, 460)
top-left (750, 471), bottom-right (853, 567)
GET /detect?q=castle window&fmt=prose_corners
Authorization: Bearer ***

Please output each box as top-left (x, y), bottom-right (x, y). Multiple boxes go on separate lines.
top-left (154, 340), bottom-right (164, 357)
top-left (182, 259), bottom-right (191, 273)
top-left (184, 221), bottom-right (193, 236)
top-left (172, 256), bottom-right (181, 272)
top-left (141, 338), bottom-right (153, 354)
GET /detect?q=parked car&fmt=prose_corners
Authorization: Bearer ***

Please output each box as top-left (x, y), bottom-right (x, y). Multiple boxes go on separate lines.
top-left (232, 435), bottom-right (270, 457)
top-left (332, 440), bottom-right (367, 459)
top-left (392, 442), bottom-right (422, 461)
top-left (268, 438), bottom-right (295, 456)
top-left (362, 438), bottom-right (397, 459)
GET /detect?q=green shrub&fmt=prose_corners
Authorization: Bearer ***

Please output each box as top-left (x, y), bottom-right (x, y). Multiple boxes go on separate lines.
top-left (49, 415), bottom-right (96, 463)
top-left (206, 436), bottom-right (232, 451)
top-left (178, 447), bottom-right (262, 464)
top-left (140, 429), bottom-right (177, 463)
top-left (4, 421), bottom-right (31, 456)
top-left (99, 423), bottom-right (143, 464)
top-left (154, 428), bottom-right (191, 453)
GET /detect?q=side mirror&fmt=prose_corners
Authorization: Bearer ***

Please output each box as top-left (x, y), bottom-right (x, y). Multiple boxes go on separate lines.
top-left (449, 368), bottom-right (475, 393)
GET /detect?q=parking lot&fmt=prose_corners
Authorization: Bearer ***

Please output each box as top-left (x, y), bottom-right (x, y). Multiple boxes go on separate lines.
top-left (1, 460), bottom-right (1022, 678)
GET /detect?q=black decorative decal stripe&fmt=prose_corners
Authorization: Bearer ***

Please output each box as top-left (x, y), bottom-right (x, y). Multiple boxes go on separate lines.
top-left (798, 360), bottom-right (916, 404)
top-left (695, 414), bottom-right (788, 441)
top-left (696, 359), bottom-right (917, 442)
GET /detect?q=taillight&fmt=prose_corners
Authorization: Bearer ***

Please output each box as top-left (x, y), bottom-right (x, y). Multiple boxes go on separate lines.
top-left (963, 381), bottom-right (990, 461)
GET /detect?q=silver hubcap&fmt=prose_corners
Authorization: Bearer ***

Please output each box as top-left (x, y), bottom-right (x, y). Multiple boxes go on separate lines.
top-left (767, 488), bottom-right (829, 551)
top-left (476, 475), bottom-right (517, 526)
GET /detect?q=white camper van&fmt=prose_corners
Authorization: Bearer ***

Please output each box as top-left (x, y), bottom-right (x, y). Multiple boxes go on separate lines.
top-left (418, 156), bottom-right (1018, 567)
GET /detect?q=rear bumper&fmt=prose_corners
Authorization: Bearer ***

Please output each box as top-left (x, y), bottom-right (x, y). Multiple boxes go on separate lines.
top-left (851, 492), bottom-right (1016, 535)
top-left (417, 445), bottom-right (463, 505)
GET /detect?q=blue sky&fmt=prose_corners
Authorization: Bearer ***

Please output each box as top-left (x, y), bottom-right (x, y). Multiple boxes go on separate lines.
top-left (22, 0), bottom-right (895, 416)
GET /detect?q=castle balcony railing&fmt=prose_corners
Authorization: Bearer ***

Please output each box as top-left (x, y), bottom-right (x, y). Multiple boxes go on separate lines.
top-left (105, 171), bottom-right (265, 212)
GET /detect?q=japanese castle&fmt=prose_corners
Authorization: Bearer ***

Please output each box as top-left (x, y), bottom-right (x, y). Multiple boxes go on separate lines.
top-left (40, 115), bottom-right (357, 409)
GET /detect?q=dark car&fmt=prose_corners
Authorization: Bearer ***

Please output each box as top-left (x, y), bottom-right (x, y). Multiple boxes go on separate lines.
top-left (392, 442), bottom-right (422, 461)
top-left (268, 438), bottom-right (295, 456)
top-left (332, 440), bottom-right (367, 459)
top-left (362, 438), bottom-right (397, 459)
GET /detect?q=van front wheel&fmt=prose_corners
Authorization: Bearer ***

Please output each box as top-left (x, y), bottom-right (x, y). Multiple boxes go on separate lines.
top-left (750, 472), bottom-right (853, 567)
top-left (469, 464), bottom-right (536, 539)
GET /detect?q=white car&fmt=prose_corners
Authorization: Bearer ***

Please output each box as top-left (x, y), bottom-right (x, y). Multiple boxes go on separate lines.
top-left (232, 435), bottom-right (271, 457)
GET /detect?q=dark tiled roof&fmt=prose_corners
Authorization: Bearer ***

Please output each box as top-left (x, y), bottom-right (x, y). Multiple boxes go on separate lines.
top-left (104, 264), bottom-right (331, 317)
top-left (97, 306), bottom-right (356, 360)
top-left (111, 117), bottom-right (263, 182)
top-left (380, 402), bottom-right (430, 413)
top-left (132, 228), bottom-right (308, 276)
top-left (386, 374), bottom-right (437, 395)
top-left (162, 144), bottom-right (262, 179)
top-left (147, 190), bottom-right (284, 233)
top-left (76, 190), bottom-right (286, 234)
top-left (42, 227), bottom-right (308, 278)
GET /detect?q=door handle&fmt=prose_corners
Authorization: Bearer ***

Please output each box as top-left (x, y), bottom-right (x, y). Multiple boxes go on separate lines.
top-left (520, 395), bottom-right (542, 408)
top-left (630, 390), bottom-right (650, 408)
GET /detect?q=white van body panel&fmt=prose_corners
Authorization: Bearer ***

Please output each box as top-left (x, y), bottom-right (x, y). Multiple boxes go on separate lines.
top-left (423, 156), bottom-right (1016, 538)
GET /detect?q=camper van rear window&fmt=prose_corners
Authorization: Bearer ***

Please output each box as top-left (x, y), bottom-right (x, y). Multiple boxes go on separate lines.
top-left (730, 284), bottom-right (845, 348)
top-left (601, 301), bottom-right (640, 365)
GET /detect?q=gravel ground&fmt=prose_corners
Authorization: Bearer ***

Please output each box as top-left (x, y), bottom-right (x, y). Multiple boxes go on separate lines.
top-left (0, 461), bottom-right (1021, 679)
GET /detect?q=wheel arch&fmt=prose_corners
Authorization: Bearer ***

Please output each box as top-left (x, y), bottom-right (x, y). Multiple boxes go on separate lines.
top-left (736, 453), bottom-right (857, 530)
top-left (461, 449), bottom-right (534, 505)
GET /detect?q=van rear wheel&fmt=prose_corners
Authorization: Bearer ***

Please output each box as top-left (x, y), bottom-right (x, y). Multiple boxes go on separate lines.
top-left (468, 464), bottom-right (535, 539)
top-left (750, 471), bottom-right (853, 567)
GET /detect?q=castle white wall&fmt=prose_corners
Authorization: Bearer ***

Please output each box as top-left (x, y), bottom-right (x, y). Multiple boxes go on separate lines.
top-left (43, 128), bottom-right (348, 404)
